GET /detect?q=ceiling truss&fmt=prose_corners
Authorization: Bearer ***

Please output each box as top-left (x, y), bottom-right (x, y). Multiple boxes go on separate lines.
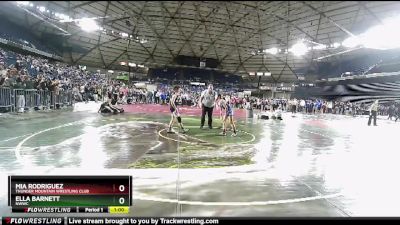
top-left (1, 1), bottom-right (398, 83)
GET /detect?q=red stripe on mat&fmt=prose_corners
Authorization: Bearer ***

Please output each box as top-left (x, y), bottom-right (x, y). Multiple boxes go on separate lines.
top-left (122, 104), bottom-right (247, 118)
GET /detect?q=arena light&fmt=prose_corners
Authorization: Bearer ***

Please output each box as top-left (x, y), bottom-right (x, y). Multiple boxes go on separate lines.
top-left (342, 36), bottom-right (362, 48)
top-left (265, 47), bottom-right (278, 55)
top-left (138, 64), bottom-right (145, 68)
top-left (289, 41), bottom-right (308, 56)
top-left (313, 44), bottom-right (327, 50)
top-left (128, 62), bottom-right (136, 67)
top-left (257, 72), bottom-right (263, 76)
top-left (29, 2), bottom-right (33, 7)
top-left (333, 42), bottom-right (341, 48)
top-left (77, 18), bottom-right (101, 32)
top-left (249, 72), bottom-right (255, 76)
top-left (58, 14), bottom-right (72, 22)
top-left (264, 72), bottom-right (271, 76)
top-left (120, 62), bottom-right (126, 66)
top-left (108, 70), bottom-right (114, 73)
top-left (16, 1), bottom-right (30, 6)
top-left (360, 16), bottom-right (400, 50)
top-left (61, 14), bottom-right (69, 20)
top-left (38, 6), bottom-right (46, 12)
top-left (139, 39), bottom-right (148, 44)
top-left (121, 33), bottom-right (129, 38)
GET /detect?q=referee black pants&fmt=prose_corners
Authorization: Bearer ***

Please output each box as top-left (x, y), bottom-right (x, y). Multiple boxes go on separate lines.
top-left (368, 111), bottom-right (377, 126)
top-left (201, 105), bottom-right (214, 128)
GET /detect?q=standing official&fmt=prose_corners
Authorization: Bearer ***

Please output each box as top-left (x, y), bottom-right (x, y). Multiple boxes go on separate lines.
top-left (368, 100), bottom-right (379, 126)
top-left (199, 84), bottom-right (217, 129)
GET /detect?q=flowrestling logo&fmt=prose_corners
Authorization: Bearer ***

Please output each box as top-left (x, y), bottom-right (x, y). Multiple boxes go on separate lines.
top-left (67, 218), bottom-right (219, 225)
top-left (25, 207), bottom-right (72, 213)
top-left (4, 217), bottom-right (63, 224)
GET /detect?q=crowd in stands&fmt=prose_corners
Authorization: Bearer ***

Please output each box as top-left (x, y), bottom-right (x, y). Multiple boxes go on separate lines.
top-left (0, 46), bottom-right (107, 94)
top-left (0, 33), bottom-right (59, 56)
top-left (0, 16), bottom-right (60, 56)
top-left (248, 98), bottom-right (400, 118)
top-left (1, 45), bottom-right (400, 119)
top-left (314, 50), bottom-right (400, 80)
top-left (0, 46), bottom-right (237, 106)
top-left (105, 82), bottom-right (400, 120)
top-left (367, 57), bottom-right (400, 74)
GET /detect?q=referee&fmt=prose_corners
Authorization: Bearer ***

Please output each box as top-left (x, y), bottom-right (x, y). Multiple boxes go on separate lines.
top-left (367, 100), bottom-right (379, 126)
top-left (199, 84), bottom-right (218, 129)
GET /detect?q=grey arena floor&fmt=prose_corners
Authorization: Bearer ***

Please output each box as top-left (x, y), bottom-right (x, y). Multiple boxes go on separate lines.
top-left (0, 110), bottom-right (399, 217)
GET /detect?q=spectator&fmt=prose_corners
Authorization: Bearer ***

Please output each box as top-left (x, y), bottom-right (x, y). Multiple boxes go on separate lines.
top-left (368, 100), bottom-right (379, 126)
top-left (199, 84), bottom-right (217, 129)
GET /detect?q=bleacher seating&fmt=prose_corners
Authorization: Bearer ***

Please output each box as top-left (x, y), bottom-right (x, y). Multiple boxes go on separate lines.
top-left (0, 16), bottom-right (61, 56)
top-left (367, 57), bottom-right (400, 74)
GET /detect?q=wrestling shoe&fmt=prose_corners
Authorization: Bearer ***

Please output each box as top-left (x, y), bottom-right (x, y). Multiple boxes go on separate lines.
top-left (180, 128), bottom-right (189, 133)
top-left (231, 132), bottom-right (237, 137)
top-left (219, 132), bottom-right (227, 136)
top-left (167, 128), bottom-right (175, 134)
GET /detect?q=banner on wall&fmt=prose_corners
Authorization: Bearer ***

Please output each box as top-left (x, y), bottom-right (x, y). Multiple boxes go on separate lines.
top-left (259, 86), bottom-right (272, 90)
top-left (134, 82), bottom-right (147, 89)
top-left (276, 87), bottom-right (292, 91)
top-left (146, 84), bottom-right (157, 91)
top-left (243, 90), bottom-right (252, 96)
top-left (116, 74), bottom-right (129, 81)
top-left (190, 82), bottom-right (206, 86)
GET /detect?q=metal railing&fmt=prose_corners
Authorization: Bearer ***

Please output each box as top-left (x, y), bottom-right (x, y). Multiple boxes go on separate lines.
top-left (0, 88), bottom-right (74, 113)
top-left (0, 88), bottom-right (14, 112)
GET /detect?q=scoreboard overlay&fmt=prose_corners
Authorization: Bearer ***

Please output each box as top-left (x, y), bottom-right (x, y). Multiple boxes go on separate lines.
top-left (8, 176), bottom-right (132, 213)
